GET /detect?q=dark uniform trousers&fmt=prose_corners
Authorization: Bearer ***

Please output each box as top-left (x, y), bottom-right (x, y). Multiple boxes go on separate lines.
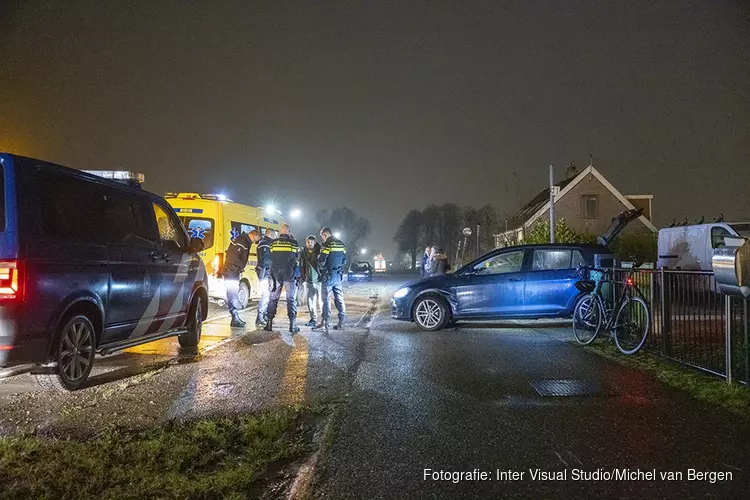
top-left (321, 269), bottom-right (346, 323)
top-left (267, 273), bottom-right (298, 321)
top-left (224, 268), bottom-right (243, 315)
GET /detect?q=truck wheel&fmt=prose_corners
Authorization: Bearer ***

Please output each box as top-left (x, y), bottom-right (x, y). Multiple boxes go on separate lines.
top-left (36, 314), bottom-right (97, 391)
top-left (179, 296), bottom-right (203, 348)
top-left (238, 281), bottom-right (250, 309)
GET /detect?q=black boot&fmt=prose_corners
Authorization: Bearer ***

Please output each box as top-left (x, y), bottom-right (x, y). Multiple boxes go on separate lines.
top-left (230, 312), bottom-right (246, 328)
top-left (289, 318), bottom-right (300, 334)
top-left (333, 319), bottom-right (345, 331)
top-left (255, 313), bottom-right (266, 327)
top-left (263, 318), bottom-right (274, 332)
top-left (312, 321), bottom-right (329, 333)
top-left (304, 318), bottom-right (317, 327)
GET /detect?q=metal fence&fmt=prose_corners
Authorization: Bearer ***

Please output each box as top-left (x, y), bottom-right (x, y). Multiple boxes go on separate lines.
top-left (610, 268), bottom-right (749, 384)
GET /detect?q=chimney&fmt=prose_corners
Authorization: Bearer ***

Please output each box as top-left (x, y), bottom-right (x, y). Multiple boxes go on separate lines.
top-left (565, 161), bottom-right (578, 179)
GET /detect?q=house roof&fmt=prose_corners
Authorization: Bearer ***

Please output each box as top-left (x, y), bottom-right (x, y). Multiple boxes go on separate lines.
top-left (501, 166), bottom-right (658, 234)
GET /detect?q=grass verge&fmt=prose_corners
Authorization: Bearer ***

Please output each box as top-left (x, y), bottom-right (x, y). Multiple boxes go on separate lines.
top-left (0, 405), bottom-right (331, 500)
top-left (584, 341), bottom-right (750, 419)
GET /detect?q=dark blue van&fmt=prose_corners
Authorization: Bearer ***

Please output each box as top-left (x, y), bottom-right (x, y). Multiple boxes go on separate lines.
top-left (0, 154), bottom-right (208, 390)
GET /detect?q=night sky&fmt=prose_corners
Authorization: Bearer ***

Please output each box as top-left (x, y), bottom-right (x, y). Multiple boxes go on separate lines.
top-left (1, 1), bottom-right (749, 258)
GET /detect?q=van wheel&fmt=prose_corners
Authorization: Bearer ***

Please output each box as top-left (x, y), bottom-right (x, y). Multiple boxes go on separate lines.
top-left (238, 281), bottom-right (250, 309)
top-left (179, 296), bottom-right (203, 348)
top-left (36, 314), bottom-right (97, 391)
top-left (413, 295), bottom-right (450, 331)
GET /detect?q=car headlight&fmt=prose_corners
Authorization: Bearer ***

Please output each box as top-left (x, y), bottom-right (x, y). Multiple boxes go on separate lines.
top-left (393, 287), bottom-right (410, 299)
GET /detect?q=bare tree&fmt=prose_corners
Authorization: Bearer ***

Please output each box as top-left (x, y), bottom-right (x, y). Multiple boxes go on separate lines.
top-left (394, 209), bottom-right (423, 271)
top-left (316, 207), bottom-right (371, 262)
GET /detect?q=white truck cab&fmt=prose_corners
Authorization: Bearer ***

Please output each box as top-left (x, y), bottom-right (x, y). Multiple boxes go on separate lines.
top-left (658, 222), bottom-right (750, 270)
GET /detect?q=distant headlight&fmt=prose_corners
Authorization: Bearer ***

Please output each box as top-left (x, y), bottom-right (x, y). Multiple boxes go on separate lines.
top-left (393, 287), bottom-right (410, 299)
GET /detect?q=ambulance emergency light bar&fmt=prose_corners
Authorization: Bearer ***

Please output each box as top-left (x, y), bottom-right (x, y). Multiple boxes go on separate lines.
top-left (162, 192), bottom-right (233, 202)
top-left (83, 170), bottom-right (145, 188)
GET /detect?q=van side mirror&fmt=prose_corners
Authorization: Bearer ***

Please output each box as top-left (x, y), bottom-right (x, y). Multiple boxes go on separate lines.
top-left (187, 237), bottom-right (204, 253)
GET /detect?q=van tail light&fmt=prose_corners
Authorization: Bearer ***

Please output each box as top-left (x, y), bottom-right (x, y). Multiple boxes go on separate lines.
top-left (0, 260), bottom-right (24, 301)
top-left (212, 253), bottom-right (224, 277)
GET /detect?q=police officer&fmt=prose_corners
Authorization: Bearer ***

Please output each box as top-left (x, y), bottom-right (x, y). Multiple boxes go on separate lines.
top-left (264, 224), bottom-right (301, 333)
top-left (255, 228), bottom-right (274, 327)
top-left (222, 229), bottom-right (260, 328)
top-left (314, 227), bottom-right (347, 332)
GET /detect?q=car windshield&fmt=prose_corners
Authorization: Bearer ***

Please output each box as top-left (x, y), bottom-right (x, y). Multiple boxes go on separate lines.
top-left (730, 223), bottom-right (750, 238)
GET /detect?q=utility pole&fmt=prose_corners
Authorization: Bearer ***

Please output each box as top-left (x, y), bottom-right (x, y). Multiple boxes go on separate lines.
top-left (476, 224), bottom-right (481, 258)
top-left (549, 164), bottom-right (555, 243)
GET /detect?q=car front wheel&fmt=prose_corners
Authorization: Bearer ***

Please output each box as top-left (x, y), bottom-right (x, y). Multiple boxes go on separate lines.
top-left (178, 296), bottom-right (203, 348)
top-left (413, 295), bottom-right (450, 331)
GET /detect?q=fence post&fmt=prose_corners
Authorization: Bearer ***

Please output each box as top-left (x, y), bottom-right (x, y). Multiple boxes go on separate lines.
top-left (744, 299), bottom-right (749, 386)
top-left (725, 295), bottom-right (732, 384)
top-left (660, 267), bottom-right (671, 356)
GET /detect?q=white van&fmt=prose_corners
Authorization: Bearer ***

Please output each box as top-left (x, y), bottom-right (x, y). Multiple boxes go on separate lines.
top-left (657, 222), bottom-right (750, 270)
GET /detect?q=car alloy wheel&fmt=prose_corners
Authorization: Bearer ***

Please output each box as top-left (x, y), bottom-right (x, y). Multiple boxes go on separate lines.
top-left (415, 297), bottom-right (444, 330)
top-left (238, 281), bottom-right (250, 309)
top-left (59, 317), bottom-right (95, 387)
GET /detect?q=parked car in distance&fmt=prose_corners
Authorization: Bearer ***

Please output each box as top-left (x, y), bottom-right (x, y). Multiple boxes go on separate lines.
top-left (392, 209), bottom-right (643, 330)
top-left (348, 261), bottom-right (373, 282)
top-left (0, 154), bottom-right (208, 390)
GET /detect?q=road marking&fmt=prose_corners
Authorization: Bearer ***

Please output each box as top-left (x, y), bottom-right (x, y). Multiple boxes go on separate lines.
top-left (278, 335), bottom-right (310, 405)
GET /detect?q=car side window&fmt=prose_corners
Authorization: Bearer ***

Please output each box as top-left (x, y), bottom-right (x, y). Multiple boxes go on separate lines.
top-left (153, 203), bottom-right (186, 250)
top-left (474, 251), bottom-right (524, 275)
top-left (711, 227), bottom-right (733, 249)
top-left (532, 249), bottom-right (575, 271)
top-left (102, 191), bottom-right (157, 248)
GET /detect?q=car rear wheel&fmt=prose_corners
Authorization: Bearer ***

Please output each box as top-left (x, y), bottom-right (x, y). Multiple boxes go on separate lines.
top-left (413, 295), bottom-right (450, 331)
top-left (36, 314), bottom-right (97, 391)
top-left (178, 296), bottom-right (203, 348)
top-left (237, 281), bottom-right (250, 309)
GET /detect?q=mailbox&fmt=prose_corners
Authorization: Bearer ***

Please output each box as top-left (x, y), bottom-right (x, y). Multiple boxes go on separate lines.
top-left (711, 238), bottom-right (750, 297)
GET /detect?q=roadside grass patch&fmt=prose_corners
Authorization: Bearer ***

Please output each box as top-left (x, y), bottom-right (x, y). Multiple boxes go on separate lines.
top-left (0, 405), bottom-right (331, 500)
top-left (584, 341), bottom-right (750, 418)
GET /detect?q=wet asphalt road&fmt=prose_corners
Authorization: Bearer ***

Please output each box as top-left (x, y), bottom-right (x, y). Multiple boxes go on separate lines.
top-left (0, 274), bottom-right (749, 499)
top-left (312, 279), bottom-right (750, 499)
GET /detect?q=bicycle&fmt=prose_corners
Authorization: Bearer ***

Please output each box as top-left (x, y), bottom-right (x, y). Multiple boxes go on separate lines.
top-left (572, 265), bottom-right (651, 355)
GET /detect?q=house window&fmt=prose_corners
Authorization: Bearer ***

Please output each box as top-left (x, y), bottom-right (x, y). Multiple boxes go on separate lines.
top-left (582, 195), bottom-right (598, 219)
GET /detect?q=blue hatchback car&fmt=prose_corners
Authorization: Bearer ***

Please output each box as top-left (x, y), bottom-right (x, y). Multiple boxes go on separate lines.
top-left (391, 210), bottom-right (642, 330)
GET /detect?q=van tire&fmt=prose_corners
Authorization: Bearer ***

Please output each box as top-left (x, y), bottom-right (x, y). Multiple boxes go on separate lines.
top-left (238, 281), bottom-right (250, 309)
top-left (36, 314), bottom-right (97, 392)
top-left (178, 296), bottom-right (203, 348)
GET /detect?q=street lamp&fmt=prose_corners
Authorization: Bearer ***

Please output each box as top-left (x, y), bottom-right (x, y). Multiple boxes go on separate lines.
top-left (265, 205), bottom-right (276, 215)
top-left (290, 208), bottom-right (302, 219)
top-left (333, 231), bottom-right (341, 239)
top-left (360, 248), bottom-right (367, 255)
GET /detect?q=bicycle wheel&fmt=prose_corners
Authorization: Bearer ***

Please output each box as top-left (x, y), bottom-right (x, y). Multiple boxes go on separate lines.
top-left (572, 294), bottom-right (602, 345)
top-left (612, 296), bottom-right (650, 355)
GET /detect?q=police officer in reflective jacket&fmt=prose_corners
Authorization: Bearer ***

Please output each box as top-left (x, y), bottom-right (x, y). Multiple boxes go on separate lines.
top-left (313, 227), bottom-right (347, 332)
top-left (255, 228), bottom-right (274, 327)
top-left (264, 224), bottom-right (301, 333)
top-left (222, 229), bottom-right (260, 327)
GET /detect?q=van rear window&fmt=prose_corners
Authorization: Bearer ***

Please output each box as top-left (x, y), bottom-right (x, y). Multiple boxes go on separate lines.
top-left (180, 217), bottom-right (214, 249)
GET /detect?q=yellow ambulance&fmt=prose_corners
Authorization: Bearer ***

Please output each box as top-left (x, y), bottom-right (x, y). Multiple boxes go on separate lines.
top-left (165, 193), bottom-right (286, 308)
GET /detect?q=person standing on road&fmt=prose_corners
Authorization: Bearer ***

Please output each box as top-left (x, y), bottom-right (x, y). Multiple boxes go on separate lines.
top-left (255, 228), bottom-right (274, 327)
top-left (264, 224), bottom-right (301, 333)
top-left (300, 235), bottom-right (322, 327)
top-left (420, 246), bottom-right (431, 277)
top-left (430, 247), bottom-right (450, 275)
top-left (313, 227), bottom-right (347, 332)
top-left (222, 229), bottom-right (260, 328)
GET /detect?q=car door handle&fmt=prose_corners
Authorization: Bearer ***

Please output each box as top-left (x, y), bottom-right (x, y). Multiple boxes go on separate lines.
top-left (509, 277), bottom-right (523, 282)
top-left (149, 251), bottom-right (169, 261)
